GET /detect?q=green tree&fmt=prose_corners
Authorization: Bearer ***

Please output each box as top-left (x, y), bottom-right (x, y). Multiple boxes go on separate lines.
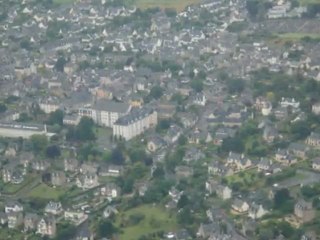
top-left (0, 103), bottom-right (7, 113)
top-left (30, 135), bottom-right (48, 155)
top-left (149, 86), bottom-right (164, 100)
top-left (55, 57), bottom-right (67, 72)
top-left (47, 109), bottom-right (64, 126)
top-left (46, 145), bottom-right (61, 159)
top-left (75, 117), bottom-right (96, 141)
top-left (190, 79), bottom-right (203, 92)
top-left (97, 220), bottom-right (117, 238)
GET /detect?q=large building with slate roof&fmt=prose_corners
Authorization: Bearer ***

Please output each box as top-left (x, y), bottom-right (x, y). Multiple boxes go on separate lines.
top-left (113, 108), bottom-right (157, 140)
top-left (78, 100), bottom-right (131, 127)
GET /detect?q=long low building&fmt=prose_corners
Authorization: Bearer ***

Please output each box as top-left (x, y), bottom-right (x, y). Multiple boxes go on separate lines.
top-left (0, 122), bottom-right (55, 139)
top-left (113, 108), bottom-right (157, 141)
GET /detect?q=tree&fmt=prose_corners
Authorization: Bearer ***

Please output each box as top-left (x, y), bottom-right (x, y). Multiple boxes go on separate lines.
top-left (46, 145), bottom-right (61, 159)
top-left (190, 79), bottom-right (203, 92)
top-left (177, 207), bottom-right (194, 225)
top-left (55, 57), bottom-right (67, 72)
top-left (47, 109), bottom-right (64, 126)
top-left (75, 117), bottom-right (96, 141)
top-left (0, 103), bottom-right (7, 113)
top-left (227, 78), bottom-right (245, 94)
top-left (110, 146), bottom-right (125, 165)
top-left (177, 194), bottom-right (189, 209)
top-left (97, 220), bottom-right (117, 238)
top-left (30, 135), bottom-right (48, 155)
top-left (149, 86), bottom-right (164, 100)
top-left (274, 188), bottom-right (293, 213)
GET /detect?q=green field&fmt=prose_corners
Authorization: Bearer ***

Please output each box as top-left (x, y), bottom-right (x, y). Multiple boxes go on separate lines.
top-left (53, 0), bottom-right (75, 4)
top-left (116, 205), bottom-right (177, 240)
top-left (277, 33), bottom-right (320, 40)
top-left (27, 184), bottom-right (66, 200)
top-left (53, 0), bottom-right (200, 11)
top-left (130, 0), bottom-right (201, 11)
top-left (299, 0), bottom-right (320, 5)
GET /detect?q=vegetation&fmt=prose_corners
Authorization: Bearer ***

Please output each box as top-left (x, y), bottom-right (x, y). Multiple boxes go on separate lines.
top-left (116, 205), bottom-right (177, 240)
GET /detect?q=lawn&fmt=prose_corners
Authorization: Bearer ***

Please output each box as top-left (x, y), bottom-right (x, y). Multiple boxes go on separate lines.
top-left (53, 0), bottom-right (75, 4)
top-left (277, 33), bottom-right (320, 41)
top-left (53, 0), bottom-right (200, 11)
top-left (27, 183), bottom-right (66, 200)
top-left (116, 205), bottom-right (178, 240)
top-left (299, 0), bottom-right (320, 5)
top-left (225, 169), bottom-right (264, 190)
top-left (129, 0), bottom-right (201, 11)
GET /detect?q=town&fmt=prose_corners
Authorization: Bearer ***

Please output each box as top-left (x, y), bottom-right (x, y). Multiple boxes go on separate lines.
top-left (0, 0), bottom-right (320, 239)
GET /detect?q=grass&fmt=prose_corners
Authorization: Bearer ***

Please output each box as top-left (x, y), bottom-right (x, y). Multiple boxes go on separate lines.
top-left (53, 0), bottom-right (75, 4)
top-left (225, 169), bottom-right (264, 189)
top-left (52, 0), bottom-right (199, 11)
top-left (116, 205), bottom-right (177, 240)
top-left (299, 0), bottom-right (320, 5)
top-left (130, 0), bottom-right (201, 11)
top-left (27, 183), bottom-right (66, 200)
top-left (276, 33), bottom-right (320, 40)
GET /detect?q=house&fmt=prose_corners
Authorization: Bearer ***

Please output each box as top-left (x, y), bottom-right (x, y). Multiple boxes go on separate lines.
top-left (280, 97), bottom-right (300, 109)
top-left (5, 201), bottom-right (23, 213)
top-left (147, 136), bottom-right (166, 153)
top-left (0, 212), bottom-right (8, 225)
top-left (306, 132), bottom-right (320, 147)
top-left (273, 106), bottom-right (288, 120)
top-left (31, 160), bottom-right (50, 171)
top-left (183, 147), bottom-right (205, 164)
top-left (76, 173), bottom-right (99, 190)
top-left (51, 171), bottom-right (66, 186)
top-left (294, 199), bottom-right (315, 223)
top-left (99, 164), bottom-right (123, 177)
top-left (258, 158), bottom-right (273, 173)
top-left (205, 178), bottom-right (218, 194)
top-left (226, 152), bottom-right (252, 171)
top-left (63, 114), bottom-right (81, 126)
top-left (213, 127), bottom-right (236, 146)
top-left (208, 161), bottom-right (234, 177)
top-left (100, 183), bottom-right (120, 198)
top-left (288, 143), bottom-right (309, 159)
top-left (24, 213), bottom-right (40, 232)
top-left (36, 216), bottom-right (56, 237)
top-left (311, 102), bottom-right (320, 115)
top-left (64, 210), bottom-right (88, 226)
top-left (44, 201), bottom-right (63, 215)
top-left (312, 158), bottom-right (320, 171)
top-left (275, 149), bottom-right (297, 166)
top-left (64, 158), bottom-right (79, 172)
top-left (103, 206), bottom-right (118, 219)
top-left (248, 203), bottom-right (268, 219)
top-left (232, 198), bottom-right (249, 213)
top-left (263, 125), bottom-right (278, 143)
top-left (75, 220), bottom-right (94, 240)
top-left (169, 187), bottom-right (183, 203)
top-left (7, 212), bottom-right (23, 229)
top-left (80, 162), bottom-right (98, 174)
top-left (175, 166), bottom-right (194, 179)
top-left (216, 185), bottom-right (232, 200)
top-left (135, 181), bottom-right (149, 196)
top-left (192, 92), bottom-right (206, 106)
top-left (164, 125), bottom-right (182, 144)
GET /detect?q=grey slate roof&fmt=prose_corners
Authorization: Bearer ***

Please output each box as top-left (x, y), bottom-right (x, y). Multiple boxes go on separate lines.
top-left (93, 100), bottom-right (130, 113)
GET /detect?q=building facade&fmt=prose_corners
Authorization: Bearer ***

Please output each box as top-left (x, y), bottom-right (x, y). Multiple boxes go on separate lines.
top-left (113, 108), bottom-right (157, 141)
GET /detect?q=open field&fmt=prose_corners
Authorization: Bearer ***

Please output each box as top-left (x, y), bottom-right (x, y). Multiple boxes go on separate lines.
top-left (27, 183), bottom-right (66, 200)
top-left (116, 205), bottom-right (177, 240)
top-left (53, 0), bottom-right (200, 11)
top-left (53, 0), bottom-right (75, 4)
top-left (130, 0), bottom-right (201, 11)
top-left (299, 0), bottom-right (320, 5)
top-left (276, 33), bottom-right (320, 40)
